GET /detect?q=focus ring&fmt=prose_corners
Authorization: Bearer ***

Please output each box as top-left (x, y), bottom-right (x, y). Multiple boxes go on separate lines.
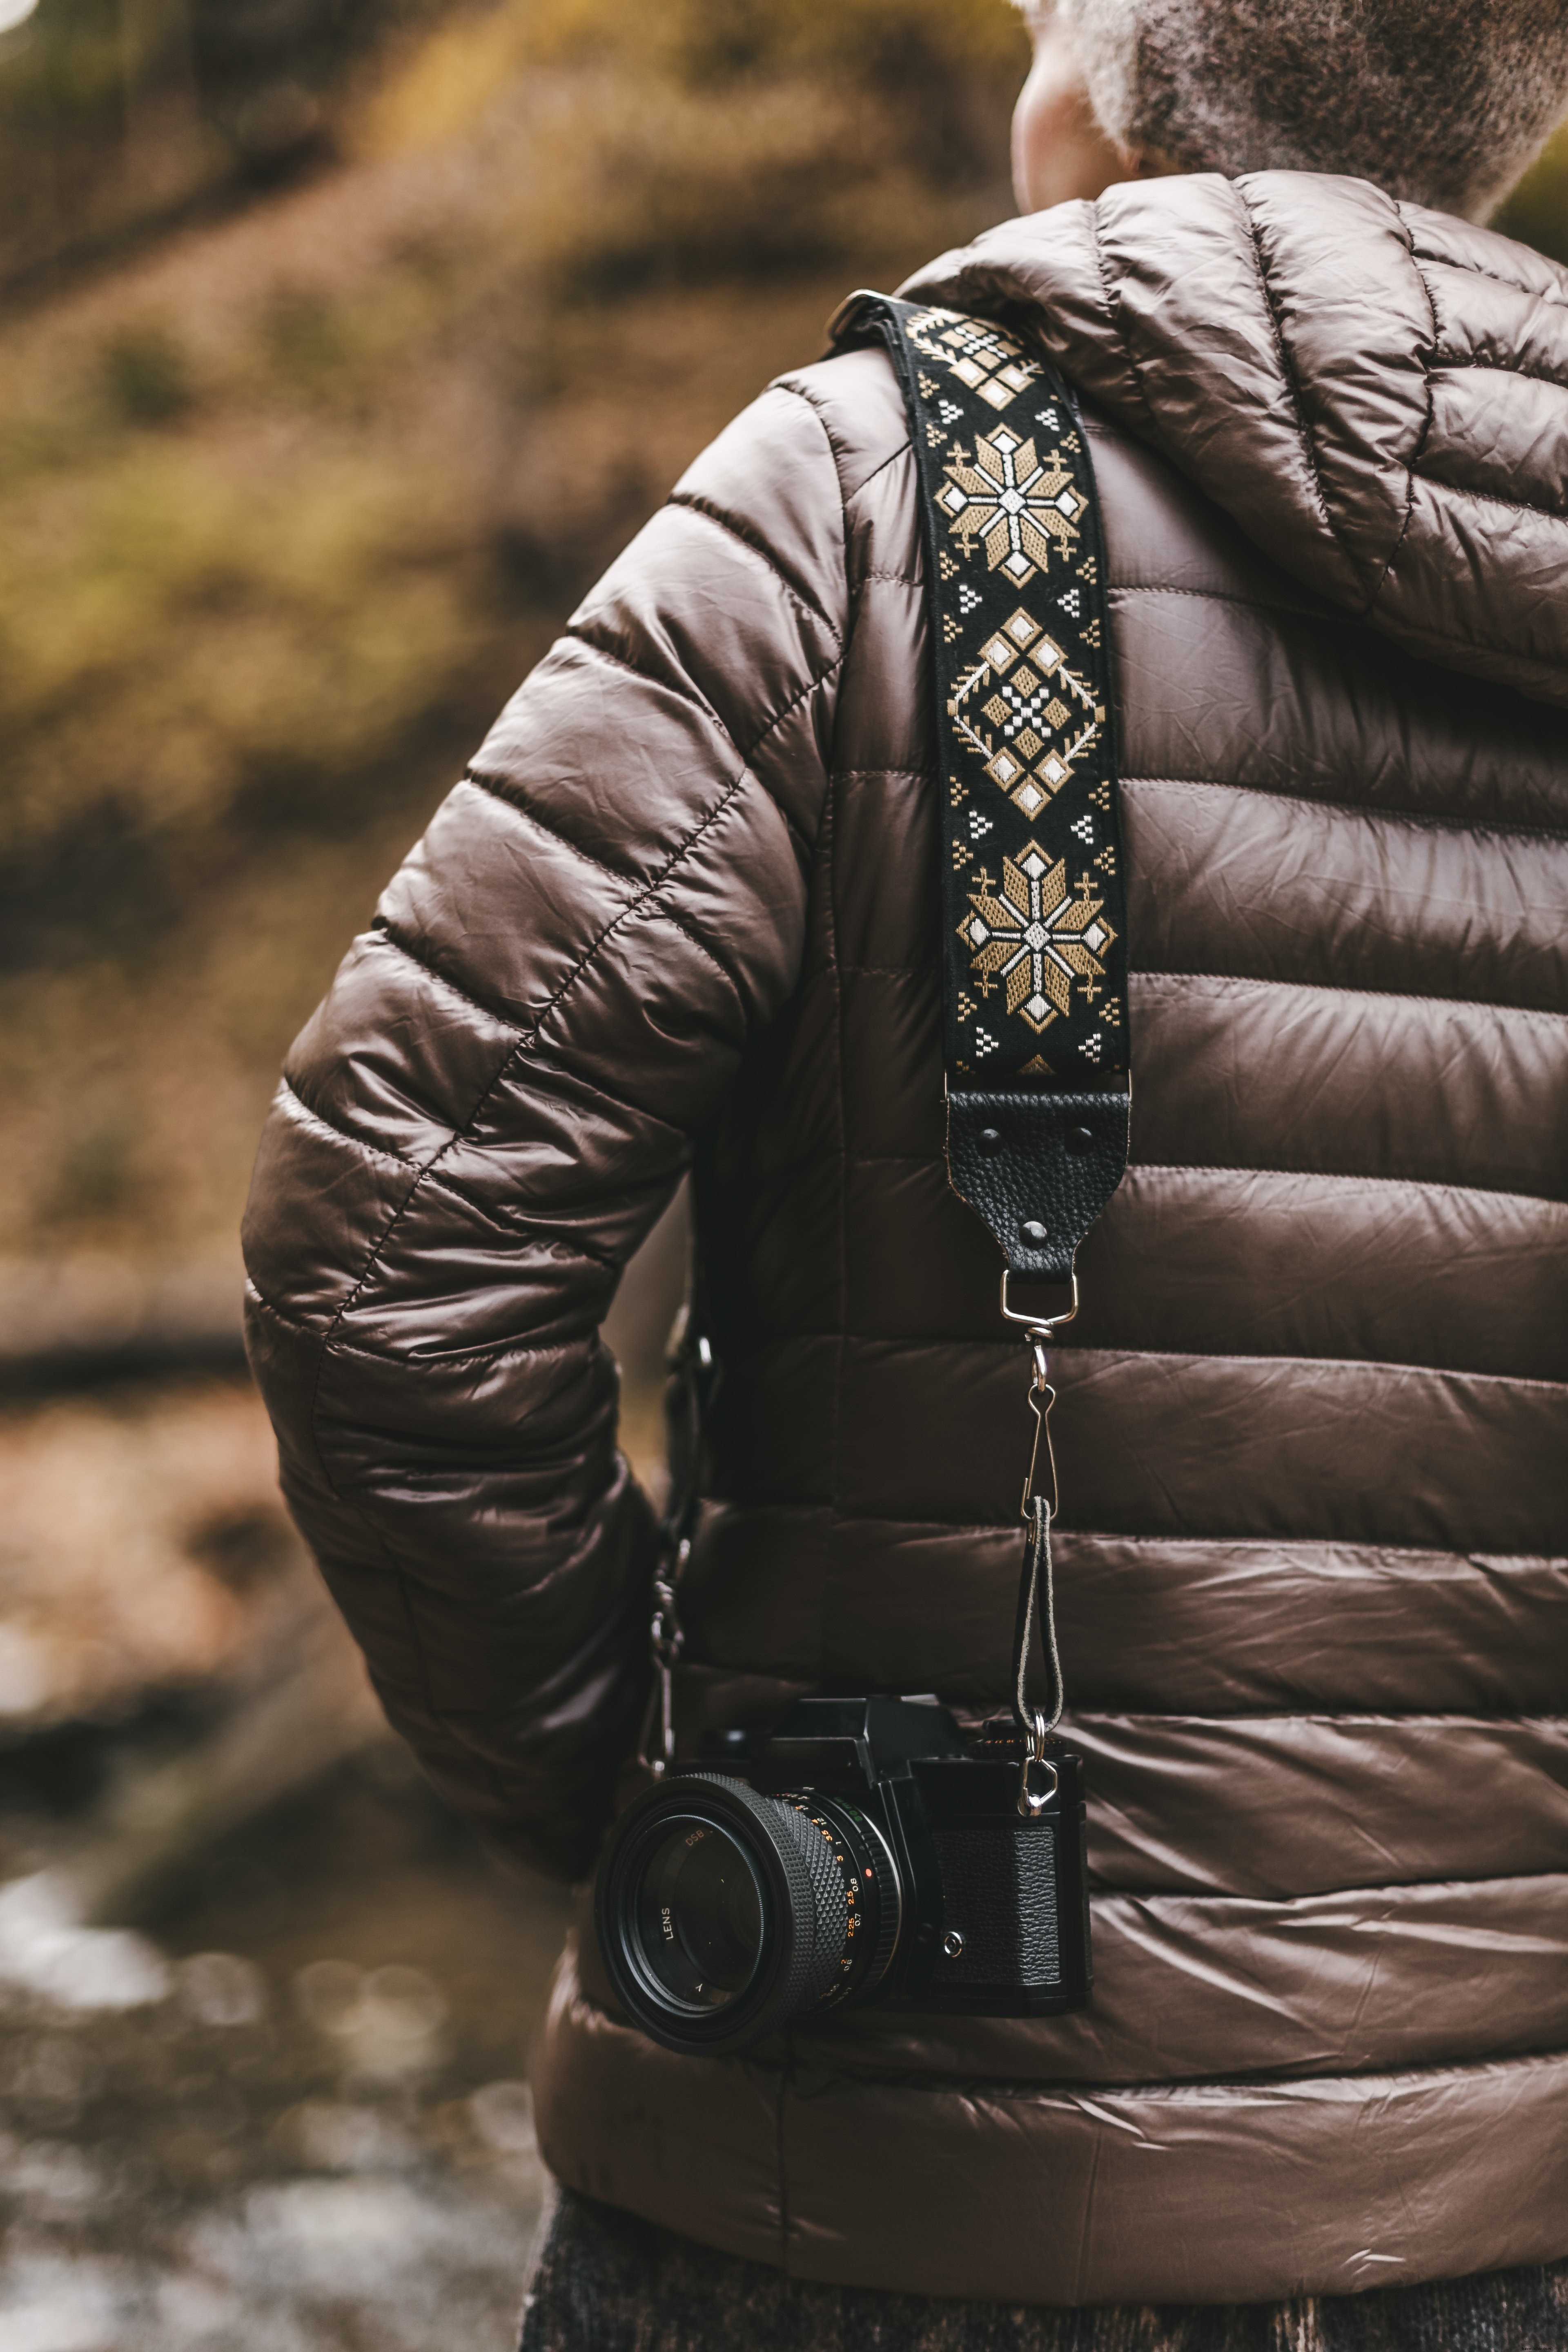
top-left (771, 1798), bottom-right (853, 2009)
top-left (672, 1774), bottom-right (848, 2024)
top-left (790, 1795), bottom-right (902, 2005)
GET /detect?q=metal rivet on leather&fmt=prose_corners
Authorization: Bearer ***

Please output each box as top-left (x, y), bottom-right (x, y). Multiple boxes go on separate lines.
top-left (978, 1128), bottom-right (1003, 1156)
top-left (1065, 1125), bottom-right (1094, 1156)
top-left (1020, 1220), bottom-right (1049, 1245)
top-left (941, 1930), bottom-right (964, 1959)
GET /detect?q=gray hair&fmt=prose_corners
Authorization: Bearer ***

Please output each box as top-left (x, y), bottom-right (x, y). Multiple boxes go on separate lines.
top-left (1036, 0), bottom-right (1568, 218)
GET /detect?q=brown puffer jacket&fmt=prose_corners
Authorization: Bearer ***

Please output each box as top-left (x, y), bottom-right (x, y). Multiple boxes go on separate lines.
top-left (242, 174), bottom-right (1568, 2307)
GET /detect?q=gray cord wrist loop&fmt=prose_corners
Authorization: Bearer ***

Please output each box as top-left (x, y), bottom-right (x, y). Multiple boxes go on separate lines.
top-left (1014, 1494), bottom-right (1064, 1741)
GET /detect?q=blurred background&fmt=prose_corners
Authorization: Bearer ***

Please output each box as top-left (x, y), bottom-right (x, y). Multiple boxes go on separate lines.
top-left (0, 2), bottom-right (1563, 2343)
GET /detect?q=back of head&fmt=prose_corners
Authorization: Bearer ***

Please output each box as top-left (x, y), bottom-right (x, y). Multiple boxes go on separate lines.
top-left (1051, 0), bottom-right (1568, 218)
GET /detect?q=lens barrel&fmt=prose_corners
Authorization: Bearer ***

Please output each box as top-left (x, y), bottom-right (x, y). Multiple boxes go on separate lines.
top-left (595, 1773), bottom-right (902, 2057)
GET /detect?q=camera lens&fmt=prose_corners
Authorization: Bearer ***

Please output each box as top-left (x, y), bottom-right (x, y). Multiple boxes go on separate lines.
top-left (596, 1773), bottom-right (902, 2057)
top-left (634, 1819), bottom-right (763, 2009)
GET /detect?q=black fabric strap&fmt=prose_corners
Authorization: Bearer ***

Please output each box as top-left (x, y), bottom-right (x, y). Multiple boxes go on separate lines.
top-left (831, 294), bottom-right (1130, 1283)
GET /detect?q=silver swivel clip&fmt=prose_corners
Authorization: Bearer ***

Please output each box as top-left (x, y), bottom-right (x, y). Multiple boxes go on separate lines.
top-left (1018, 1707), bottom-right (1060, 1818)
top-left (1020, 1329), bottom-right (1058, 1520)
top-left (646, 1537), bottom-right (689, 1778)
top-left (1005, 1279), bottom-right (1074, 1818)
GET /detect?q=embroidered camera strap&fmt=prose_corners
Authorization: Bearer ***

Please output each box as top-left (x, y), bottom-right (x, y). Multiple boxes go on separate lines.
top-left (830, 294), bottom-right (1130, 1762)
top-left (830, 293), bottom-right (1131, 1293)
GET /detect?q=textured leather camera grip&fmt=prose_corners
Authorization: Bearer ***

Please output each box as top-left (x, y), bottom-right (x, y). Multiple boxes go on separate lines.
top-left (931, 1821), bottom-right (1062, 1989)
top-left (947, 1085), bottom-right (1130, 1282)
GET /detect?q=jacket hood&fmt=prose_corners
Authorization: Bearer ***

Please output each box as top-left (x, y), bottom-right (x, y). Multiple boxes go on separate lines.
top-left (902, 172), bottom-right (1568, 710)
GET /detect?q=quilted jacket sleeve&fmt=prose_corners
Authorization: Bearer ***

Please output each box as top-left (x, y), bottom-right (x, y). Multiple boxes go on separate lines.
top-left (240, 380), bottom-right (849, 1880)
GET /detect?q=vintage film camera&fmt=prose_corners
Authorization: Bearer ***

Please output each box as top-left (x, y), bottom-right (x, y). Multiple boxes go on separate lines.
top-left (594, 1695), bottom-right (1091, 2058)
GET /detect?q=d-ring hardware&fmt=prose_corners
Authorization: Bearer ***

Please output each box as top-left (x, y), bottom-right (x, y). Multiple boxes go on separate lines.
top-left (1017, 1710), bottom-right (1060, 1819)
top-left (1000, 1267), bottom-right (1079, 1333)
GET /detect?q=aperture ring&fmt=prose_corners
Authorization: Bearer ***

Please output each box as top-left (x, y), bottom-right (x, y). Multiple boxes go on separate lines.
top-left (778, 1792), bottom-right (902, 2009)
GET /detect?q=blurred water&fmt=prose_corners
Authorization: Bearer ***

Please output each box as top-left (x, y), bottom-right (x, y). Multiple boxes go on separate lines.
top-left (0, 1742), bottom-right (573, 2352)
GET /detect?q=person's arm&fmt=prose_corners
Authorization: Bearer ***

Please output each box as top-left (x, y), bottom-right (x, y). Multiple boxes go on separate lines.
top-left (241, 380), bottom-right (849, 1879)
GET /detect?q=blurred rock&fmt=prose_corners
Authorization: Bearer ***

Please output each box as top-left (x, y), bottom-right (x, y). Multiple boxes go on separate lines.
top-left (0, 1256), bottom-right (245, 1395)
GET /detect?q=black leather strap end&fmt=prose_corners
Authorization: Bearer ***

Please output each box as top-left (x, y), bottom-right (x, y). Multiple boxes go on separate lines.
top-left (946, 1086), bottom-right (1131, 1282)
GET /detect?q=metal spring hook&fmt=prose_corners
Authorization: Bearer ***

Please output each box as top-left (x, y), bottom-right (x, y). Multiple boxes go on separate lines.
top-left (1020, 1329), bottom-right (1059, 1520)
top-left (1018, 1706), bottom-right (1060, 1818)
top-left (644, 1536), bottom-right (690, 1778)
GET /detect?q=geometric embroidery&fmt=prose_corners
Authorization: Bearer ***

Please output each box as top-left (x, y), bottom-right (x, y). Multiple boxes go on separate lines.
top-left (936, 428), bottom-right (1087, 585)
top-left (832, 297), bottom-right (1129, 1082)
top-left (958, 846), bottom-right (1115, 1035)
top-left (949, 604), bottom-right (1105, 820)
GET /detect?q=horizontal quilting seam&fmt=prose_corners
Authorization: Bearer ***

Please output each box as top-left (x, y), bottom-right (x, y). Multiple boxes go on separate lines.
top-left (420, 1551), bottom-right (640, 1634)
top-left (1119, 771), bottom-right (1568, 849)
top-left (473, 742), bottom-right (810, 897)
top-left (697, 1508), bottom-right (1568, 1570)
top-left (1109, 580), bottom-right (1335, 623)
top-left (1369, 590), bottom-right (1568, 669)
top-left (729, 1336), bottom-right (1568, 1392)
top-left (321, 1327), bottom-right (599, 1372)
top-left (1069, 1709), bottom-right (1568, 1729)
top-left (620, 891), bottom-right (746, 1010)
top-left (1408, 458), bottom-right (1568, 525)
top-left (243, 1272), bottom-right (323, 1337)
top-left (461, 769), bottom-right (651, 896)
top-left (370, 922), bottom-right (528, 1039)
top-left (706, 1496), bottom-right (1568, 1548)
top-left (843, 1148), bottom-right (1566, 1210)
top-left (280, 1094), bottom-right (604, 1234)
top-left (474, 1047), bottom-right (691, 1150)
top-left (854, 570), bottom-right (923, 587)
top-left (410, 1170), bottom-right (622, 1267)
top-left (277, 1075), bottom-right (428, 1174)
top-left (837, 963), bottom-right (936, 978)
top-left (803, 2036), bottom-right (1568, 2105)
top-left (1115, 1161), bottom-right (1568, 1215)
top-left (1035, 1341), bottom-right (1568, 1393)
top-left (562, 626), bottom-right (732, 744)
top-left (832, 766), bottom-right (937, 781)
top-left (666, 490), bottom-right (844, 642)
top-left (1134, 969), bottom-right (1568, 1021)
top-left (1404, 235), bottom-right (1568, 318)
top-left (725, 1341), bottom-right (1568, 1388)
top-left (519, 641), bottom-right (826, 860)
top-left (1080, 414), bottom-right (1147, 450)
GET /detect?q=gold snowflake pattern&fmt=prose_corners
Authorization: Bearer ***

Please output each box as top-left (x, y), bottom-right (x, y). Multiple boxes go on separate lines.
top-left (936, 428), bottom-right (1086, 586)
top-left (958, 844), bottom-right (1115, 1034)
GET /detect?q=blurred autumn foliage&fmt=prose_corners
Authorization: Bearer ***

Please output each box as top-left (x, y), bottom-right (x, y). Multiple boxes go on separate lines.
top-left (0, 0), bottom-right (1564, 1271)
top-left (0, 0), bottom-right (1024, 1272)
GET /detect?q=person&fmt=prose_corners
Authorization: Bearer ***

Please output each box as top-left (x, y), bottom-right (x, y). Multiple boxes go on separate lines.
top-left (241, 0), bottom-right (1568, 2344)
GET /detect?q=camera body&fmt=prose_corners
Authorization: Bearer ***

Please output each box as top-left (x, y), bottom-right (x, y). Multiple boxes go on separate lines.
top-left (595, 1695), bottom-right (1091, 2058)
